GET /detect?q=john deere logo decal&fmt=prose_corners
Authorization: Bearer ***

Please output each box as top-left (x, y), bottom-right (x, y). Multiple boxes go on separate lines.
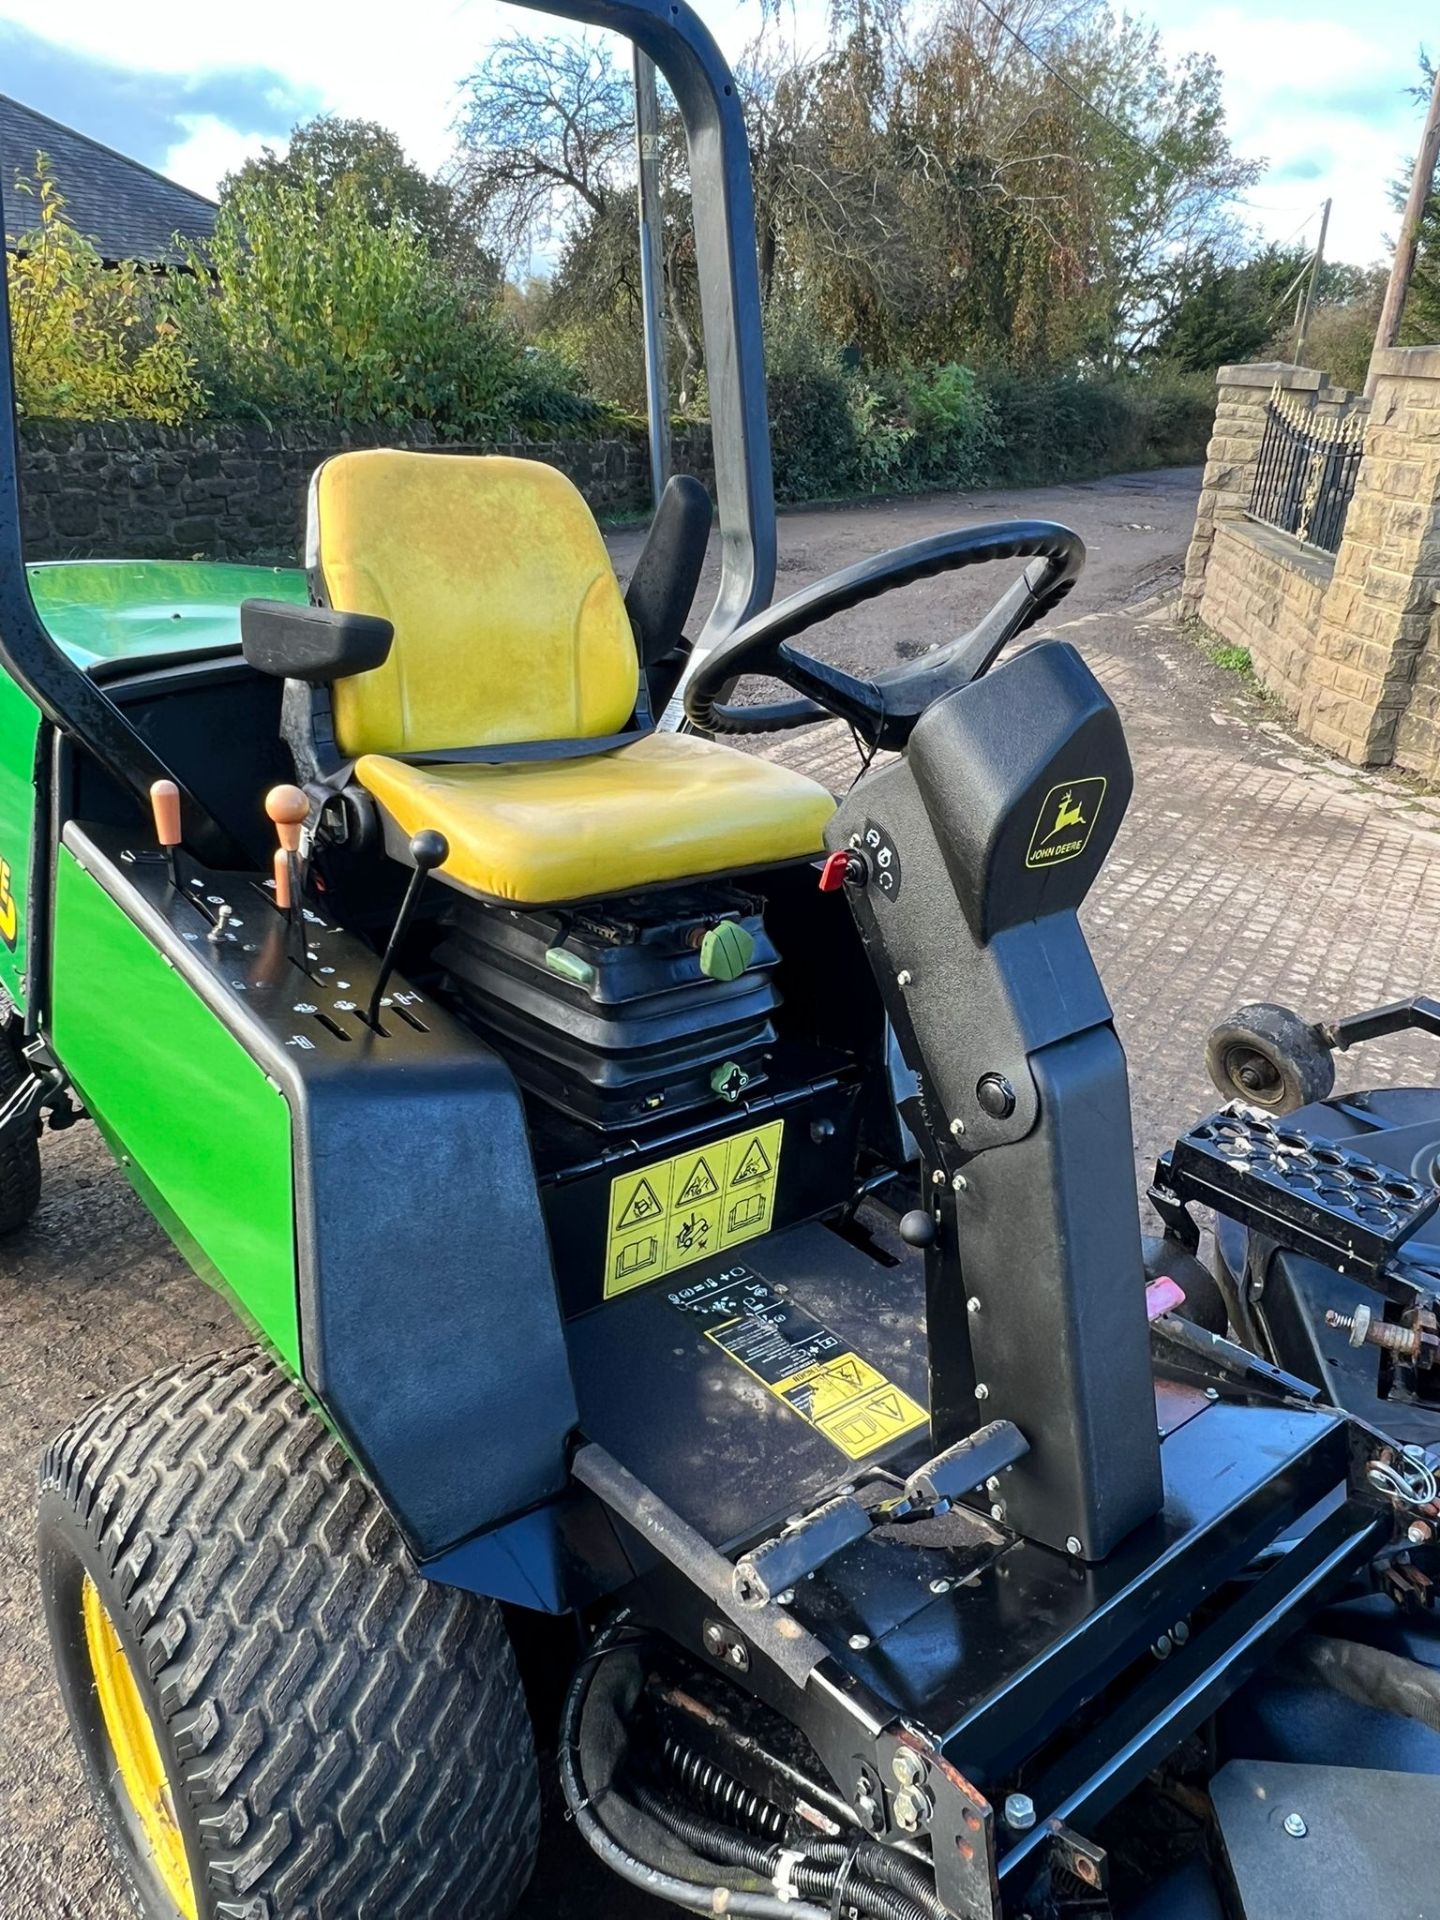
top-left (1026, 777), bottom-right (1106, 869)
top-left (0, 857), bottom-right (16, 949)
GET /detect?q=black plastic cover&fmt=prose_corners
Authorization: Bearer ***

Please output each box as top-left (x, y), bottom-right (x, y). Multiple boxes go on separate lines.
top-left (241, 597), bottom-right (394, 684)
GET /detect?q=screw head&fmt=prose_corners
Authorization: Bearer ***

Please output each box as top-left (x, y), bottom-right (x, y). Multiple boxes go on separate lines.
top-left (952, 1172), bottom-right (968, 1193)
top-left (990, 1503), bottom-right (1006, 1521)
top-left (1003, 1793), bottom-right (1036, 1832)
top-left (896, 969), bottom-right (913, 988)
top-left (728, 1643), bottom-right (748, 1669)
top-left (893, 1786), bottom-right (933, 1833)
top-left (929, 1576), bottom-right (952, 1594)
top-left (932, 1169), bottom-right (946, 1187)
top-left (1205, 1387), bottom-right (1220, 1401)
top-left (985, 1476), bottom-right (1001, 1493)
top-left (891, 1750), bottom-right (926, 1788)
top-left (1066, 1536), bottom-right (1084, 1557)
top-left (849, 1632), bottom-right (871, 1651)
top-left (1172, 1619), bottom-right (1191, 1645)
top-left (1152, 1634), bottom-right (1173, 1660)
top-left (1408, 1520), bottom-right (1433, 1545)
top-left (967, 1296), bottom-right (982, 1314)
top-left (702, 1622), bottom-right (725, 1655)
top-left (1283, 1813), bottom-right (1308, 1838)
top-left (950, 1117), bottom-right (966, 1137)
top-left (975, 1382), bottom-right (990, 1401)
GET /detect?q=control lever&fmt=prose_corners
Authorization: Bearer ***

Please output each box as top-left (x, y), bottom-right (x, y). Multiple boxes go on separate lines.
top-left (265, 784), bottom-right (308, 916)
top-left (149, 778), bottom-right (182, 889)
top-left (366, 830), bottom-right (448, 1029)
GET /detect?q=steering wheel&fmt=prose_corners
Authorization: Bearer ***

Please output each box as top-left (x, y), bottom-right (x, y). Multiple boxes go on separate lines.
top-left (683, 520), bottom-right (1085, 751)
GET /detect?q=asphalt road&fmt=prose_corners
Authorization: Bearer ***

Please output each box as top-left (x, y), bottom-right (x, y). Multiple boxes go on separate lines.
top-left (0, 459), bottom-right (1313, 1920)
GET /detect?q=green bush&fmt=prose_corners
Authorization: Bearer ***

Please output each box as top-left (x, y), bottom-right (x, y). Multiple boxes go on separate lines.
top-left (979, 369), bottom-right (1212, 485)
top-left (9, 159), bottom-right (197, 422)
top-left (176, 172), bottom-right (564, 434)
top-left (764, 315), bottom-right (861, 502)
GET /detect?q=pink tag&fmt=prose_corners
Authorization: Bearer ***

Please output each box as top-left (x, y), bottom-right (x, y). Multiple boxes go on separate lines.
top-left (1145, 1277), bottom-right (1186, 1322)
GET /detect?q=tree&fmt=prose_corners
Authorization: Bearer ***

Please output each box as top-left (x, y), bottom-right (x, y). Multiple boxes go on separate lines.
top-left (1148, 245), bottom-right (1382, 374)
top-left (452, 36), bottom-right (634, 263)
top-left (229, 116), bottom-right (489, 273)
top-left (174, 170), bottom-right (524, 429)
top-left (1397, 55), bottom-right (1440, 347)
top-left (7, 158), bottom-right (196, 422)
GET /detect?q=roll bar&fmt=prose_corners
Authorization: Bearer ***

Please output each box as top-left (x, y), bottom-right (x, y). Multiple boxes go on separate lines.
top-left (506, 0), bottom-right (778, 703)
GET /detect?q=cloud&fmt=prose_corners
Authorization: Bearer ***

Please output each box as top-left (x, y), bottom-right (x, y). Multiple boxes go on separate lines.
top-left (1151, 2), bottom-right (1429, 267)
top-left (163, 114), bottom-right (276, 197)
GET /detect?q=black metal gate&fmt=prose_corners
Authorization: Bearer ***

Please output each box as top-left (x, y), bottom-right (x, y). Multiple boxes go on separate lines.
top-left (1249, 391), bottom-right (1365, 555)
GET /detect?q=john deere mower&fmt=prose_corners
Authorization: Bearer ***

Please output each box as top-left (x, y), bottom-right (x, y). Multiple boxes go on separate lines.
top-left (6, 4), bottom-right (1440, 1918)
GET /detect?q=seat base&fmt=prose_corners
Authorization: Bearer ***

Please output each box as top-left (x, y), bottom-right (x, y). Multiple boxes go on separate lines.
top-left (354, 732), bottom-right (837, 906)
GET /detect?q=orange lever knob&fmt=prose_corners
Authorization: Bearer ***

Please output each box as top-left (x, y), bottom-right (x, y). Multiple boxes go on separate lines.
top-left (149, 779), bottom-right (181, 848)
top-left (272, 846), bottom-right (293, 911)
top-left (265, 784), bottom-right (308, 854)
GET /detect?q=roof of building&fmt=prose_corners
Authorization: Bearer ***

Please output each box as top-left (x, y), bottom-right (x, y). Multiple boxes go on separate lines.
top-left (0, 94), bottom-right (217, 265)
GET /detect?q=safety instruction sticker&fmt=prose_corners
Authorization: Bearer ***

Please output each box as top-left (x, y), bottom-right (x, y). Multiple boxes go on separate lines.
top-left (668, 1264), bottom-right (927, 1462)
top-left (605, 1120), bottom-right (784, 1298)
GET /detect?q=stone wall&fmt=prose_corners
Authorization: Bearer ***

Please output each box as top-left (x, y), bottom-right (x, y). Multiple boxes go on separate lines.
top-left (1199, 521), bottom-right (1333, 717)
top-left (1183, 346), bottom-right (1440, 778)
top-left (16, 419), bottom-right (717, 562)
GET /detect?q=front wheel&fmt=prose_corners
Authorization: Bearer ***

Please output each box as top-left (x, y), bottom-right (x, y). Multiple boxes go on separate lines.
top-left (38, 1347), bottom-right (541, 1920)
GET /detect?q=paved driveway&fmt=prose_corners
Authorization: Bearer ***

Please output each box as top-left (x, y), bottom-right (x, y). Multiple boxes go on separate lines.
top-left (8, 464), bottom-right (1440, 1918)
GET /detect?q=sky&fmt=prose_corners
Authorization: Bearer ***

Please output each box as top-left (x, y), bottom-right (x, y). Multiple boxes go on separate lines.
top-left (0, 0), bottom-right (1429, 272)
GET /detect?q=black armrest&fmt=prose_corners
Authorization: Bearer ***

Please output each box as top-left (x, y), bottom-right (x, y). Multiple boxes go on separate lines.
top-left (241, 599), bottom-right (394, 685)
top-left (624, 473), bottom-right (713, 667)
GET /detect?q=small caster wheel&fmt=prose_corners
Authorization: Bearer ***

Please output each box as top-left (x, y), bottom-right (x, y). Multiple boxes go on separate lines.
top-left (1204, 1001), bottom-right (1335, 1115)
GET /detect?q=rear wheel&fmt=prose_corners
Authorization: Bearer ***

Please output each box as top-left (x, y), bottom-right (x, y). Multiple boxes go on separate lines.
top-left (39, 1347), bottom-right (541, 1920)
top-left (0, 1024), bottom-right (41, 1233)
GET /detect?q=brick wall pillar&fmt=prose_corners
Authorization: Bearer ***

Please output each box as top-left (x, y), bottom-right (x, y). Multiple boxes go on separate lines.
top-left (1299, 346), bottom-right (1440, 765)
top-left (1180, 363), bottom-right (1333, 616)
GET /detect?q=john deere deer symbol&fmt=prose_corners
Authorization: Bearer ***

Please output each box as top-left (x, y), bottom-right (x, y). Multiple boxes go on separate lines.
top-left (1026, 776), bottom-right (1107, 870)
top-left (1051, 790), bottom-right (1086, 835)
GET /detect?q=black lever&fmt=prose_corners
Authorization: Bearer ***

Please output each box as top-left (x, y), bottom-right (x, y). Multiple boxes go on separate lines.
top-left (367, 829), bottom-right (448, 1029)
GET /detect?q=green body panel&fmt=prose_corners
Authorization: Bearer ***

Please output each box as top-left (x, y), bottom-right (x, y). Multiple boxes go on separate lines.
top-left (27, 559), bottom-right (306, 670)
top-left (50, 847), bottom-right (301, 1369)
top-left (0, 665), bottom-right (40, 1010)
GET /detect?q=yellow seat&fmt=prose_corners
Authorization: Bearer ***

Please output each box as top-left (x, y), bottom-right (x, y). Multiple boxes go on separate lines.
top-left (308, 449), bottom-right (835, 904)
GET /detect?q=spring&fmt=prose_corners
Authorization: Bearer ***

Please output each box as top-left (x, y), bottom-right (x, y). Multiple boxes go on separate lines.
top-left (660, 1733), bottom-right (788, 1841)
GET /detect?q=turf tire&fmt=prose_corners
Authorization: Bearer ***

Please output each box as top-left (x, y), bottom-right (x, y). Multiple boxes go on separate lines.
top-left (0, 1024), bottom-right (41, 1233)
top-left (38, 1346), bottom-right (541, 1920)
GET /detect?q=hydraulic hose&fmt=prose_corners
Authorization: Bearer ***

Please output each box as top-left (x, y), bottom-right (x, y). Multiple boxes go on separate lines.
top-left (559, 1623), bottom-right (831, 1920)
top-left (1290, 1632), bottom-right (1440, 1734)
top-left (634, 1782), bottom-right (933, 1920)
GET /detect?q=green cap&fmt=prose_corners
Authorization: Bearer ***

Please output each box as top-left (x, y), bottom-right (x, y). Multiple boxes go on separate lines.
top-left (699, 920), bottom-right (755, 983)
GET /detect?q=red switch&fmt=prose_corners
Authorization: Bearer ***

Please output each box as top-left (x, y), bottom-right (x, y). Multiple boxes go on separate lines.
top-left (818, 851), bottom-right (853, 892)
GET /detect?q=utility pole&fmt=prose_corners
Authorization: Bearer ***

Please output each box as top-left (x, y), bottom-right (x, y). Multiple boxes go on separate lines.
top-left (632, 47), bottom-right (671, 506)
top-left (1367, 62), bottom-right (1440, 397)
top-left (1293, 196), bottom-right (1331, 367)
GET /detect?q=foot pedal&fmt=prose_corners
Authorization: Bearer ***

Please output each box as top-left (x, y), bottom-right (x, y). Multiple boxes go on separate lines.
top-left (903, 1418), bottom-right (1029, 1507)
top-left (1167, 1108), bottom-right (1439, 1286)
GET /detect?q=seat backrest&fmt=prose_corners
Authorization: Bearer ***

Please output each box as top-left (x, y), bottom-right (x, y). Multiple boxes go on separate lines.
top-left (308, 449), bottom-right (639, 758)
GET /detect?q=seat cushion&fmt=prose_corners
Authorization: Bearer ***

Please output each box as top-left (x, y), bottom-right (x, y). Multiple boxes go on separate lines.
top-left (354, 733), bottom-right (837, 905)
top-left (310, 450), bottom-right (639, 758)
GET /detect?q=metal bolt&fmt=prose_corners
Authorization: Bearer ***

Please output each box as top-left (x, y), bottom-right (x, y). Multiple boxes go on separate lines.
top-left (1003, 1793), bottom-right (1036, 1833)
top-left (990, 1503), bottom-right (1006, 1522)
top-left (1408, 1521), bottom-right (1433, 1546)
top-left (1066, 1536), bottom-right (1084, 1557)
top-left (929, 1576), bottom-right (952, 1595)
top-left (952, 1172), bottom-right (968, 1193)
top-left (967, 1296), bottom-right (982, 1315)
top-left (932, 1169), bottom-right (946, 1187)
top-left (774, 1589), bottom-right (796, 1605)
top-left (975, 1382), bottom-right (990, 1401)
top-left (892, 1751), bottom-right (925, 1788)
top-left (703, 1622), bottom-right (725, 1655)
top-left (728, 1643), bottom-right (748, 1669)
top-left (950, 1117), bottom-right (966, 1137)
top-left (1152, 1634), bottom-right (1173, 1660)
top-left (854, 1783), bottom-right (883, 1832)
top-left (1283, 1813), bottom-right (1308, 1839)
top-left (849, 1632), bottom-right (871, 1651)
top-left (893, 1787), bottom-right (933, 1833)
top-left (896, 970), bottom-right (912, 988)
top-left (1172, 1619), bottom-right (1191, 1646)
top-left (985, 1476), bottom-right (1002, 1494)
top-left (1205, 1387), bottom-right (1220, 1401)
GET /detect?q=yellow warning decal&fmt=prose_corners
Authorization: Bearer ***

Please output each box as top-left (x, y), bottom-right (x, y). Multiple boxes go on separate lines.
top-left (668, 1264), bottom-right (928, 1463)
top-left (605, 1120), bottom-right (784, 1298)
